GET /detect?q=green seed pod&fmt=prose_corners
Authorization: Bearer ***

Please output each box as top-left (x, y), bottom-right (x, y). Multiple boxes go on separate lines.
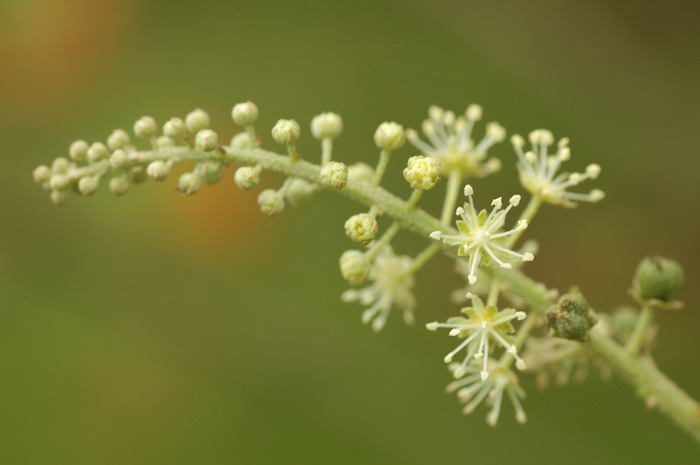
top-left (271, 119), bottom-right (300, 145)
top-left (258, 189), bottom-right (285, 216)
top-left (185, 108), bottom-right (210, 134)
top-left (374, 121), bottom-right (405, 150)
top-left (320, 161), bottom-right (348, 190)
top-left (231, 101), bottom-right (259, 126)
top-left (339, 250), bottom-right (370, 284)
top-left (633, 256), bottom-right (684, 303)
top-left (344, 213), bottom-right (378, 244)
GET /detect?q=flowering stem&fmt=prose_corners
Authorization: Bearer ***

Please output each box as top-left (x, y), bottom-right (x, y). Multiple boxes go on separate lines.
top-left (625, 303), bottom-right (655, 355)
top-left (246, 126), bottom-right (258, 147)
top-left (371, 149), bottom-right (392, 188)
top-left (321, 138), bottom-right (333, 165)
top-left (440, 170), bottom-right (462, 225)
top-left (506, 195), bottom-right (542, 248)
top-left (366, 222), bottom-right (401, 262)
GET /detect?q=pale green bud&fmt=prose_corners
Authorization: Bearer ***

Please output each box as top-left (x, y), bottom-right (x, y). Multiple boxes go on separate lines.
top-left (146, 160), bottom-right (171, 181)
top-left (163, 117), bottom-right (187, 139)
top-left (129, 166), bottom-right (147, 184)
top-left (107, 129), bottom-right (130, 151)
top-left (348, 162), bottom-right (374, 184)
top-left (272, 119), bottom-right (300, 145)
top-left (258, 189), bottom-right (285, 216)
top-left (547, 293), bottom-right (596, 341)
top-left (344, 213), bottom-right (378, 244)
top-left (633, 256), bottom-right (684, 303)
top-left (286, 179), bottom-right (316, 207)
top-left (156, 135), bottom-right (175, 149)
top-left (403, 155), bottom-right (440, 190)
top-left (178, 172), bottom-right (203, 195)
top-left (231, 132), bottom-right (256, 150)
top-left (52, 157), bottom-right (70, 174)
top-left (231, 101), bottom-right (259, 126)
top-left (339, 250), bottom-right (370, 284)
top-left (234, 166), bottom-right (260, 190)
top-left (109, 174), bottom-right (130, 196)
top-left (320, 161), bottom-right (348, 190)
top-left (33, 165), bottom-right (51, 185)
top-left (200, 161), bottom-right (222, 185)
top-left (195, 129), bottom-right (219, 152)
top-left (49, 174), bottom-right (70, 191)
top-left (185, 108), bottom-right (210, 134)
top-left (134, 116), bottom-right (157, 139)
top-left (311, 112), bottom-right (343, 140)
top-left (109, 149), bottom-right (129, 170)
top-left (69, 140), bottom-right (89, 161)
top-left (50, 190), bottom-right (66, 206)
top-left (87, 142), bottom-right (109, 163)
top-left (374, 121), bottom-right (405, 150)
top-left (78, 176), bottom-right (99, 195)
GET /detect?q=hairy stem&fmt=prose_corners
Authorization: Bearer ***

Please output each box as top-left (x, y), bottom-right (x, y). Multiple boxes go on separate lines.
top-left (626, 303), bottom-right (654, 355)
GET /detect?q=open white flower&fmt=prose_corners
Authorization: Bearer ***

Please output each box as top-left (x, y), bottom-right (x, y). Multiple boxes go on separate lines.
top-left (341, 248), bottom-right (416, 332)
top-left (426, 293), bottom-right (526, 381)
top-left (430, 185), bottom-right (533, 285)
top-left (406, 104), bottom-right (503, 178)
top-left (446, 361), bottom-right (527, 426)
top-left (512, 129), bottom-right (604, 207)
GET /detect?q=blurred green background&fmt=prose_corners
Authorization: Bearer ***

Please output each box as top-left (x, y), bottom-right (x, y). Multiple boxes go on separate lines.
top-left (2, 0), bottom-right (700, 463)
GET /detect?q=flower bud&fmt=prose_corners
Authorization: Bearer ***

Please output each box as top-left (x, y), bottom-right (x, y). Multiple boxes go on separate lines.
top-left (403, 155), bottom-right (440, 190)
top-left (109, 149), bottom-right (129, 170)
top-left (344, 213), bottom-right (378, 244)
top-left (234, 166), bottom-right (260, 190)
top-left (547, 293), bottom-right (596, 341)
top-left (50, 190), bottom-right (66, 206)
top-left (272, 119), bottom-right (300, 145)
top-left (285, 179), bottom-right (316, 207)
top-left (129, 166), bottom-right (147, 184)
top-left (147, 160), bottom-right (171, 181)
top-left (49, 174), bottom-right (70, 191)
top-left (33, 165), bottom-right (51, 185)
top-left (231, 101), bottom-right (259, 126)
top-left (178, 172), bottom-right (203, 195)
top-left (374, 121), bottom-right (405, 150)
top-left (109, 174), bottom-right (130, 196)
top-left (320, 161), bottom-right (348, 190)
top-left (78, 176), bottom-right (99, 195)
top-left (348, 162), bottom-right (374, 184)
top-left (633, 256), bottom-right (684, 303)
top-left (163, 117), bottom-right (187, 139)
top-left (87, 142), bottom-right (109, 163)
top-left (258, 189), bottom-right (285, 216)
top-left (156, 135), bottom-right (175, 149)
top-left (69, 140), bottom-right (89, 161)
top-left (231, 132), bottom-right (256, 150)
top-left (311, 112), bottom-right (343, 140)
top-left (107, 129), bottom-right (130, 151)
top-left (195, 129), bottom-right (218, 152)
top-left (134, 116), bottom-right (157, 139)
top-left (339, 250), bottom-right (370, 284)
top-left (200, 161), bottom-right (222, 185)
top-left (185, 108), bottom-right (210, 134)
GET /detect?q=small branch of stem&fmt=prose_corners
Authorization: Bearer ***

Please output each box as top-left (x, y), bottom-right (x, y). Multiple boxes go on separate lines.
top-left (626, 303), bottom-right (655, 355)
top-left (371, 149), bottom-right (392, 188)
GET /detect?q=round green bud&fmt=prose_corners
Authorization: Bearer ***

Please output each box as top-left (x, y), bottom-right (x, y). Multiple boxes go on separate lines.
top-left (185, 108), bottom-right (210, 134)
top-left (109, 149), bottom-right (129, 170)
top-left (156, 135), bottom-right (175, 149)
top-left (231, 101), bottom-right (259, 126)
top-left (87, 142), bottom-right (110, 164)
top-left (612, 307), bottom-right (638, 343)
top-left (69, 140), bottom-right (89, 161)
top-left (271, 119), bottom-right (300, 145)
top-left (558, 293), bottom-right (590, 316)
top-left (107, 129), bottom-right (130, 151)
top-left (33, 165), bottom-right (51, 185)
top-left (339, 250), bottom-right (370, 284)
top-left (178, 172), bottom-right (203, 195)
top-left (258, 189), bottom-right (285, 216)
top-left (374, 121), bottom-right (405, 150)
top-left (200, 161), bottom-right (222, 185)
top-left (146, 160), bottom-right (171, 181)
top-left (286, 179), bottom-right (316, 207)
top-left (195, 129), bottom-right (218, 152)
top-left (633, 256), bottom-right (684, 303)
top-left (546, 293), bottom-right (596, 341)
top-left (78, 176), bottom-right (99, 195)
top-left (344, 213), bottom-right (378, 244)
top-left (51, 157), bottom-right (70, 174)
top-left (109, 174), bottom-right (130, 196)
top-left (163, 117), bottom-right (187, 139)
top-left (403, 155), bottom-right (440, 190)
top-left (129, 165), bottom-right (148, 184)
top-left (49, 174), bottom-right (70, 191)
top-left (348, 162), bottom-right (374, 184)
top-left (50, 190), bottom-right (66, 206)
top-left (134, 116), bottom-right (157, 140)
top-left (231, 132), bottom-right (256, 150)
top-left (234, 166), bottom-right (260, 190)
top-left (320, 161), bottom-right (348, 190)
top-left (311, 112), bottom-right (343, 140)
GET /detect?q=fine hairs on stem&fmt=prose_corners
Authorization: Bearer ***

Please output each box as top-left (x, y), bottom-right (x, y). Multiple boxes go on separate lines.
top-left (33, 102), bottom-right (699, 443)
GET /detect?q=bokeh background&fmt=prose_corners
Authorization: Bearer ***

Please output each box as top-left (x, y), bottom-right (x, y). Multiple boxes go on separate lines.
top-left (2, 0), bottom-right (700, 463)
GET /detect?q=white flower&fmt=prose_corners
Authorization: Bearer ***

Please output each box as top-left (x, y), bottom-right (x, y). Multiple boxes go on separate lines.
top-left (406, 104), bottom-right (503, 178)
top-left (341, 248), bottom-right (416, 332)
top-left (512, 130), bottom-right (604, 207)
top-left (446, 361), bottom-right (527, 426)
top-left (430, 185), bottom-right (533, 285)
top-left (426, 293), bottom-right (526, 381)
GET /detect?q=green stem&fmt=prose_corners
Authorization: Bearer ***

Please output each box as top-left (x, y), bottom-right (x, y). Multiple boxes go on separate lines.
top-left (505, 195), bottom-right (542, 248)
top-left (371, 149), bottom-right (392, 188)
top-left (321, 138), bottom-right (333, 165)
top-left (486, 279), bottom-right (501, 306)
top-left (246, 126), bottom-right (258, 147)
top-left (626, 304), bottom-right (655, 355)
top-left (401, 242), bottom-right (441, 278)
top-left (366, 222), bottom-right (401, 262)
top-left (440, 170), bottom-right (462, 225)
